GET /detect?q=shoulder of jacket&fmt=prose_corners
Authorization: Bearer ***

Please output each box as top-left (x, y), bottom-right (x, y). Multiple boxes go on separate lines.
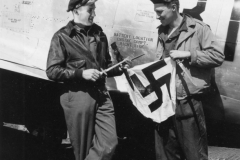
top-left (92, 23), bottom-right (103, 32)
top-left (53, 26), bottom-right (68, 37)
top-left (57, 21), bottom-right (75, 36)
top-left (193, 18), bottom-right (210, 28)
top-left (51, 30), bottom-right (61, 38)
top-left (50, 27), bottom-right (68, 43)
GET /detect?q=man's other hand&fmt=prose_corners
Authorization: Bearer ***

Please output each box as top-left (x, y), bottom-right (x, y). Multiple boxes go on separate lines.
top-left (82, 69), bottom-right (101, 82)
top-left (169, 50), bottom-right (191, 60)
top-left (120, 59), bottom-right (132, 70)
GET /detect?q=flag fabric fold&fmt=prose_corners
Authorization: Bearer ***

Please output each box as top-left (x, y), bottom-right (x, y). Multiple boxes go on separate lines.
top-left (123, 58), bottom-right (176, 123)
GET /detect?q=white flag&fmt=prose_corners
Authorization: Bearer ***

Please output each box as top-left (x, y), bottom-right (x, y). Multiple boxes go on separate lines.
top-left (124, 57), bottom-right (176, 123)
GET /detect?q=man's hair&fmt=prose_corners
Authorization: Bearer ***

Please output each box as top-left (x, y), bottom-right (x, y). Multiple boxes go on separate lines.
top-left (150, 0), bottom-right (180, 11)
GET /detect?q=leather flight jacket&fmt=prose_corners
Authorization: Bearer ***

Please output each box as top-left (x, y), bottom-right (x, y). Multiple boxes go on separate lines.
top-left (46, 21), bottom-right (122, 86)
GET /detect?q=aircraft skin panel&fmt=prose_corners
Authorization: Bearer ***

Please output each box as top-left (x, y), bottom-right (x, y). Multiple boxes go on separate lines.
top-left (95, 0), bottom-right (161, 67)
top-left (108, 26), bottom-right (159, 64)
top-left (204, 94), bottom-right (240, 124)
top-left (216, 0), bottom-right (239, 43)
top-left (95, 0), bottom-right (160, 32)
top-left (94, 0), bottom-right (120, 27)
top-left (0, 28), bottom-right (51, 71)
top-left (0, 60), bottom-right (48, 80)
top-left (195, 0), bottom-right (223, 35)
top-left (216, 42), bottom-right (240, 101)
top-left (179, 0), bottom-right (200, 11)
top-left (113, 0), bottom-right (159, 31)
top-left (0, 28), bottom-right (38, 66)
top-left (221, 95), bottom-right (240, 124)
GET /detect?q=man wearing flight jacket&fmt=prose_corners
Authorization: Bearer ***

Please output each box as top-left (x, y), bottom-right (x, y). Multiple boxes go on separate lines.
top-left (46, 0), bottom-right (129, 159)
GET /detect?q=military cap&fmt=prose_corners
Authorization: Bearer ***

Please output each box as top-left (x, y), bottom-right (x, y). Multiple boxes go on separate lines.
top-left (67, 0), bottom-right (96, 12)
top-left (150, 0), bottom-right (178, 4)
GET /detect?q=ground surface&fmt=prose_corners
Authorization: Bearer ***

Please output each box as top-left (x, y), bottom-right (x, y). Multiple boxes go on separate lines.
top-left (209, 146), bottom-right (240, 160)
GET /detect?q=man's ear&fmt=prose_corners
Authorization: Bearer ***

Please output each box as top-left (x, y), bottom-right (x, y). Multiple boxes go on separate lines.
top-left (73, 9), bottom-right (79, 15)
top-left (171, 4), bottom-right (177, 12)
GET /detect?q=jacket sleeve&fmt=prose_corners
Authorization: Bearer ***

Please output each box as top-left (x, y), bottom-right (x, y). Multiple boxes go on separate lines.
top-left (189, 24), bottom-right (225, 68)
top-left (46, 33), bottom-right (83, 82)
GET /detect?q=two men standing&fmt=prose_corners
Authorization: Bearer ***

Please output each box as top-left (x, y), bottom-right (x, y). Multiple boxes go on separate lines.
top-left (46, 0), bottom-right (224, 160)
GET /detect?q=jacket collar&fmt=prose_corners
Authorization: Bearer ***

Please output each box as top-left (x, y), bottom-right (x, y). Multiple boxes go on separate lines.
top-left (157, 14), bottom-right (198, 49)
top-left (62, 20), bottom-right (75, 36)
top-left (175, 14), bottom-right (197, 48)
top-left (185, 14), bottom-right (196, 27)
top-left (62, 20), bottom-right (102, 37)
top-left (157, 14), bottom-right (188, 30)
top-left (158, 14), bottom-right (188, 42)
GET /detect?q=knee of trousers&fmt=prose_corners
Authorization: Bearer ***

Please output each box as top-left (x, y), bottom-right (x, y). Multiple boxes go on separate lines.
top-left (76, 103), bottom-right (95, 117)
top-left (64, 104), bottom-right (96, 120)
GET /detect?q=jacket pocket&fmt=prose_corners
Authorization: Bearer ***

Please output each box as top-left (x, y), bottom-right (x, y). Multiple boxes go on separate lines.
top-left (67, 60), bottom-right (86, 69)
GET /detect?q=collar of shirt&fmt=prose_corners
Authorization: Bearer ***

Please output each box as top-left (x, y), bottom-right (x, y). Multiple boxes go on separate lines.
top-left (74, 22), bottom-right (93, 36)
top-left (158, 14), bottom-right (188, 42)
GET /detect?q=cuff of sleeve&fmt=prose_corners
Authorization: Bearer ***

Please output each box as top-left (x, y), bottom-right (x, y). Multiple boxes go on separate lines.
top-left (107, 67), bottom-right (123, 77)
top-left (74, 69), bottom-right (83, 80)
top-left (189, 49), bottom-right (198, 65)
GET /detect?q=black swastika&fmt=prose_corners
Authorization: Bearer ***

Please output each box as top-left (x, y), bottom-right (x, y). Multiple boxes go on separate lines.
top-left (130, 60), bottom-right (171, 112)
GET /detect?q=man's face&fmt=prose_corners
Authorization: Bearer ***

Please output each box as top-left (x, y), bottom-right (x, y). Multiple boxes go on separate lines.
top-left (75, 3), bottom-right (96, 26)
top-left (154, 3), bottom-right (174, 26)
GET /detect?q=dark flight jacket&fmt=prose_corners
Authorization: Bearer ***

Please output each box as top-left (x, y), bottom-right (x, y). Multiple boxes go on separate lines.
top-left (46, 21), bottom-right (122, 85)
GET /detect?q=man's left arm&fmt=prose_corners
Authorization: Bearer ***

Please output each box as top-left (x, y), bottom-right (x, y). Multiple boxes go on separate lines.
top-left (189, 25), bottom-right (225, 68)
top-left (170, 25), bottom-right (225, 68)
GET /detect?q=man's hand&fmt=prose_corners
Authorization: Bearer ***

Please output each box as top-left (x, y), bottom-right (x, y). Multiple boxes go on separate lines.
top-left (120, 59), bottom-right (132, 70)
top-left (82, 69), bottom-right (101, 82)
top-left (169, 50), bottom-right (191, 60)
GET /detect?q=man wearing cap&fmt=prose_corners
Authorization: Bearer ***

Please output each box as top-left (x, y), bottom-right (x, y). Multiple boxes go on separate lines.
top-left (46, 0), bottom-right (129, 159)
top-left (150, 0), bottom-right (224, 159)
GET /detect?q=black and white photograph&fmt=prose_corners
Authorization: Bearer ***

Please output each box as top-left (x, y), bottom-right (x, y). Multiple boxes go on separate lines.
top-left (1, 0), bottom-right (240, 159)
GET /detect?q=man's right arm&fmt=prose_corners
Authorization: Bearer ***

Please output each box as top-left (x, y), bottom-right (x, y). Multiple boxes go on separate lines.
top-left (46, 34), bottom-right (101, 82)
top-left (46, 34), bottom-right (83, 82)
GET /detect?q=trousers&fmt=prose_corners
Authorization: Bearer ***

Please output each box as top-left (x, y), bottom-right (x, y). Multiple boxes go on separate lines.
top-left (60, 85), bottom-right (118, 160)
top-left (155, 95), bottom-right (208, 160)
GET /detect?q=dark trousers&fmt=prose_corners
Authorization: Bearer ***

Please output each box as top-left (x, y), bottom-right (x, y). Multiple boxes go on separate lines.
top-left (60, 86), bottom-right (118, 160)
top-left (155, 96), bottom-right (208, 160)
